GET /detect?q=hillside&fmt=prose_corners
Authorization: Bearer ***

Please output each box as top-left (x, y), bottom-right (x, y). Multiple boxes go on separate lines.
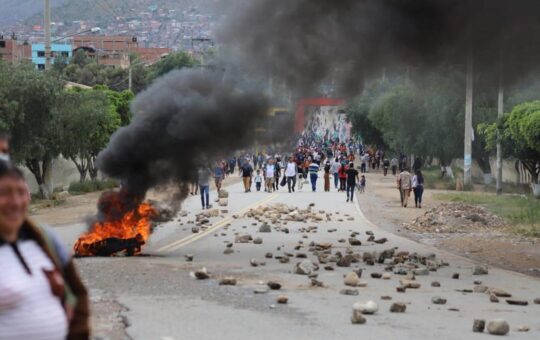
top-left (24, 0), bottom-right (219, 25)
top-left (0, 0), bottom-right (67, 25)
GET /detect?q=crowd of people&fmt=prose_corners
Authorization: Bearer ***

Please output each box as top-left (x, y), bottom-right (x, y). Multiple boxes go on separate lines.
top-left (194, 134), bottom-right (426, 211)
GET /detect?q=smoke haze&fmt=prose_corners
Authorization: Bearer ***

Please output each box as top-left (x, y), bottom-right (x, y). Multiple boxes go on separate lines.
top-left (218, 0), bottom-right (540, 96)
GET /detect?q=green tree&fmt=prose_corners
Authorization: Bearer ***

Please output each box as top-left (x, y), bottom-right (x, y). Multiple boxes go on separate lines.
top-left (0, 62), bottom-right (63, 198)
top-left (93, 85), bottom-right (135, 126)
top-left (148, 51), bottom-right (198, 80)
top-left (480, 101), bottom-right (540, 184)
top-left (54, 88), bottom-right (121, 181)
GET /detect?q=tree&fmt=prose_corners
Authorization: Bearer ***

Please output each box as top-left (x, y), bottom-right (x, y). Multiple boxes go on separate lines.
top-left (54, 88), bottom-right (121, 182)
top-left (93, 85), bottom-right (135, 126)
top-left (0, 62), bottom-right (64, 198)
top-left (480, 100), bottom-right (540, 185)
top-left (147, 51), bottom-right (198, 80)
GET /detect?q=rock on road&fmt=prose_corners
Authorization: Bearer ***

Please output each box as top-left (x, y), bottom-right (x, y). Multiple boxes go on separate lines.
top-left (51, 178), bottom-right (540, 340)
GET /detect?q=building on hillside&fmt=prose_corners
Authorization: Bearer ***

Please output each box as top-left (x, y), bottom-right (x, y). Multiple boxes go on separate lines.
top-left (31, 43), bottom-right (72, 69)
top-left (131, 47), bottom-right (171, 64)
top-left (71, 35), bottom-right (138, 69)
top-left (0, 37), bottom-right (31, 64)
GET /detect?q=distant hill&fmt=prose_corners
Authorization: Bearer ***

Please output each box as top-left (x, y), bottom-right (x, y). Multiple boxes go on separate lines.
top-left (0, 0), bottom-right (67, 25)
top-left (23, 0), bottom-right (218, 25)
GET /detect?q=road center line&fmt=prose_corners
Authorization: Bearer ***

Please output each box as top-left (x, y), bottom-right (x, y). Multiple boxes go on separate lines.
top-left (155, 192), bottom-right (278, 253)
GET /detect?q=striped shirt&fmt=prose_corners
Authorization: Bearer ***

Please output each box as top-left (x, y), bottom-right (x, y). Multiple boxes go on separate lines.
top-left (308, 163), bottom-right (320, 174)
top-left (0, 240), bottom-right (68, 340)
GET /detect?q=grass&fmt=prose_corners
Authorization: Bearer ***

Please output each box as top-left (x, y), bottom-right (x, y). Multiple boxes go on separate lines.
top-left (68, 179), bottom-right (119, 195)
top-left (435, 192), bottom-right (540, 237)
top-left (422, 166), bottom-right (456, 190)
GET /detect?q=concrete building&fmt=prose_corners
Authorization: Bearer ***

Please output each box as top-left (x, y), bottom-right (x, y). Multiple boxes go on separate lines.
top-left (31, 42), bottom-right (72, 69)
top-left (0, 37), bottom-right (31, 63)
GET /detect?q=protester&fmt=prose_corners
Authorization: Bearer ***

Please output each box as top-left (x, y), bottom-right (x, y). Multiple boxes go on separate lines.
top-left (214, 161), bottom-right (225, 193)
top-left (390, 157), bottom-right (398, 176)
top-left (323, 161), bottom-right (331, 192)
top-left (297, 160), bottom-right (305, 191)
top-left (412, 170), bottom-right (425, 208)
top-left (241, 160), bottom-right (253, 193)
top-left (397, 167), bottom-right (412, 208)
top-left (346, 162), bottom-right (360, 202)
top-left (273, 158), bottom-right (282, 191)
top-left (265, 160), bottom-right (275, 192)
top-left (198, 166), bottom-right (212, 209)
top-left (285, 157), bottom-right (297, 193)
top-left (308, 160), bottom-right (320, 192)
top-left (338, 163), bottom-right (347, 192)
top-left (383, 158), bottom-right (390, 176)
top-left (331, 157), bottom-right (340, 189)
top-left (254, 170), bottom-right (263, 192)
top-left (0, 160), bottom-right (89, 339)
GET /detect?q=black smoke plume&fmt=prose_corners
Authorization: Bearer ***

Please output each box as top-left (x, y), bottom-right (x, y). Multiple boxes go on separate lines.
top-left (96, 69), bottom-right (269, 213)
top-left (218, 0), bottom-right (540, 96)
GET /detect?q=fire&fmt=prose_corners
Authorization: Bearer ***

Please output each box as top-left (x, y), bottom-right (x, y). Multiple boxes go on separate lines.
top-left (74, 192), bottom-right (157, 257)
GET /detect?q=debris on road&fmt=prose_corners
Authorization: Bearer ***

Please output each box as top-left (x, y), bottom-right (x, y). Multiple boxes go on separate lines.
top-left (486, 319), bottom-right (510, 336)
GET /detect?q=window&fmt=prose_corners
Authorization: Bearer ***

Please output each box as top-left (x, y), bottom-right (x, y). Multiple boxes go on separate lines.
top-left (37, 51), bottom-right (45, 57)
top-left (0, 41), bottom-right (5, 48)
top-left (61, 51), bottom-right (69, 57)
top-left (37, 64), bottom-right (45, 70)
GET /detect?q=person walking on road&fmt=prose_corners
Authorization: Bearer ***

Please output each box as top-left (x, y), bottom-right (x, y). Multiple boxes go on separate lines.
top-left (338, 163), bottom-right (347, 192)
top-left (397, 167), bottom-right (412, 208)
top-left (285, 157), bottom-right (297, 193)
top-left (383, 158), bottom-right (390, 176)
top-left (331, 157), bottom-right (340, 189)
top-left (359, 175), bottom-right (366, 193)
top-left (323, 161), bottom-right (331, 192)
top-left (390, 157), bottom-right (398, 176)
top-left (308, 160), bottom-right (320, 192)
top-left (241, 160), bottom-right (253, 193)
top-left (214, 161), bottom-right (225, 194)
top-left (412, 170), bottom-right (425, 208)
top-left (198, 166), bottom-right (213, 209)
top-left (346, 162), bottom-right (359, 202)
top-left (265, 160), bottom-right (275, 193)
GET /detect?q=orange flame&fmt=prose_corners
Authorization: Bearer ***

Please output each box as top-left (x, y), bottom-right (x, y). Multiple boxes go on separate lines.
top-left (74, 201), bottom-right (156, 257)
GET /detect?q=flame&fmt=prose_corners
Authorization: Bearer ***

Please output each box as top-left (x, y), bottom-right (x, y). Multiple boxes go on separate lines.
top-left (74, 196), bottom-right (156, 257)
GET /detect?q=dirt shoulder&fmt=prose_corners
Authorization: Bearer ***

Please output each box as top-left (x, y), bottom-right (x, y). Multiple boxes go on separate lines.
top-left (357, 170), bottom-right (540, 278)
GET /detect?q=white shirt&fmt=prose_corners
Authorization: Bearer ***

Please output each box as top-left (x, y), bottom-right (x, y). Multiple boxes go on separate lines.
top-left (0, 240), bottom-right (68, 340)
top-left (285, 162), bottom-right (297, 177)
top-left (265, 164), bottom-right (275, 178)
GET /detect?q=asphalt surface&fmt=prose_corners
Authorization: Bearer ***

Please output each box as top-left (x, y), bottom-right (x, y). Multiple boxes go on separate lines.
top-left (52, 176), bottom-right (540, 340)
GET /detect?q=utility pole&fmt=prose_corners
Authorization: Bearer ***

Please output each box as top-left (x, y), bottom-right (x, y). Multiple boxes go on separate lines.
top-left (496, 57), bottom-right (504, 194)
top-left (463, 53), bottom-right (474, 187)
top-left (44, 0), bottom-right (52, 70)
top-left (128, 66), bottom-right (133, 91)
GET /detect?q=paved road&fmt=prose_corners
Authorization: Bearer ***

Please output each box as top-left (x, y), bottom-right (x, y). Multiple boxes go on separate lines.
top-left (52, 176), bottom-right (540, 340)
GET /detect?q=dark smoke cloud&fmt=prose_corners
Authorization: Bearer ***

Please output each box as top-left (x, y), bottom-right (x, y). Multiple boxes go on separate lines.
top-left (96, 69), bottom-right (269, 206)
top-left (218, 0), bottom-right (540, 96)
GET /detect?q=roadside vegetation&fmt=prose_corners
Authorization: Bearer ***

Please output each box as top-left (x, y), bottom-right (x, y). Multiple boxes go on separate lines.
top-left (435, 192), bottom-right (540, 238)
top-left (68, 179), bottom-right (119, 195)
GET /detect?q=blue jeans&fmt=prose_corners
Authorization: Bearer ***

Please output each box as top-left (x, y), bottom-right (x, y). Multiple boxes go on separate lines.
top-left (333, 173), bottom-right (339, 188)
top-left (310, 173), bottom-right (318, 191)
top-left (200, 185), bottom-right (209, 208)
top-left (346, 183), bottom-right (355, 201)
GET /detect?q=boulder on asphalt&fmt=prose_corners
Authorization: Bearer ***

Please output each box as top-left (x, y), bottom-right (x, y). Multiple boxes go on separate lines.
top-left (349, 238), bottom-right (362, 246)
top-left (344, 272), bottom-right (360, 287)
top-left (218, 198), bottom-right (229, 207)
top-left (486, 319), bottom-right (510, 336)
top-left (473, 265), bottom-right (488, 275)
top-left (337, 255), bottom-right (355, 267)
top-left (390, 302), bottom-right (407, 313)
top-left (267, 281), bottom-right (282, 290)
top-left (506, 299), bottom-right (528, 306)
top-left (472, 319), bottom-right (485, 333)
top-left (534, 298), bottom-right (540, 304)
top-left (340, 289), bottom-right (359, 296)
top-left (351, 310), bottom-right (367, 324)
top-left (489, 294), bottom-right (499, 303)
top-left (277, 295), bottom-right (288, 304)
top-left (223, 248), bottom-right (234, 255)
top-left (353, 300), bottom-right (378, 315)
top-left (399, 279), bottom-right (421, 289)
top-left (294, 260), bottom-right (316, 275)
top-left (259, 224), bottom-right (272, 233)
top-left (185, 254), bottom-right (194, 262)
top-left (193, 268), bottom-right (209, 280)
top-left (218, 189), bottom-right (229, 198)
top-left (431, 281), bottom-right (441, 287)
top-left (489, 288), bottom-right (512, 298)
top-left (253, 237), bottom-right (263, 245)
top-left (235, 234), bottom-right (253, 243)
top-left (219, 277), bottom-right (237, 286)
top-left (517, 325), bottom-right (530, 332)
top-left (432, 296), bottom-right (447, 305)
